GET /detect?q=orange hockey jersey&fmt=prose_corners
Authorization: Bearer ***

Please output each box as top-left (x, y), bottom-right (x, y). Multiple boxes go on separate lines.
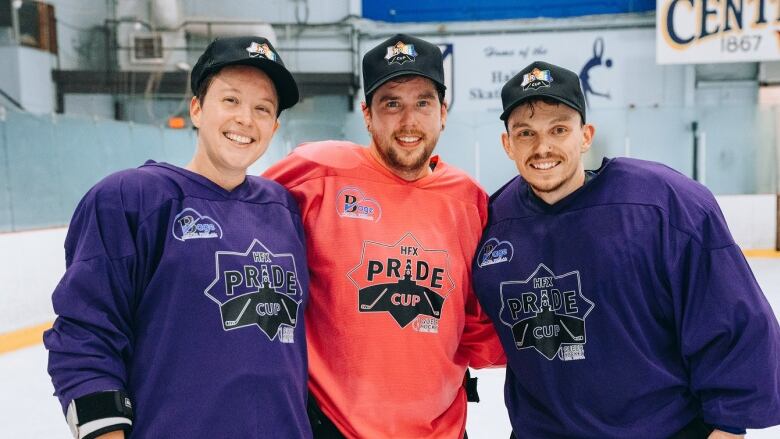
top-left (264, 141), bottom-right (504, 439)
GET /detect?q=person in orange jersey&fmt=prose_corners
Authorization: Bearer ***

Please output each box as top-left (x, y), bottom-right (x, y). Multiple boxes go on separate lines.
top-left (264, 33), bottom-right (505, 438)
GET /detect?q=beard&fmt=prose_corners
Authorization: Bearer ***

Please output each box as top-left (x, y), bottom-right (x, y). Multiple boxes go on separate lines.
top-left (528, 177), bottom-right (568, 195)
top-left (370, 129), bottom-right (438, 178)
top-left (523, 155), bottom-right (584, 201)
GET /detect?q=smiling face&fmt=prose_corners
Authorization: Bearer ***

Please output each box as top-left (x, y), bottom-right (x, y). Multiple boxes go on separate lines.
top-left (362, 75), bottom-right (447, 181)
top-left (501, 99), bottom-right (594, 205)
top-left (188, 64), bottom-right (280, 190)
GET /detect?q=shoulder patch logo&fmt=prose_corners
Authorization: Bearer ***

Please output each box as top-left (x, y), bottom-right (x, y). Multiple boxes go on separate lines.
top-left (477, 237), bottom-right (514, 267)
top-left (204, 239), bottom-right (303, 343)
top-left (173, 208), bottom-right (223, 241)
top-left (347, 233), bottom-right (454, 331)
top-left (521, 68), bottom-right (553, 90)
top-left (499, 263), bottom-right (595, 361)
top-left (385, 41), bottom-right (417, 65)
top-left (336, 186), bottom-right (382, 222)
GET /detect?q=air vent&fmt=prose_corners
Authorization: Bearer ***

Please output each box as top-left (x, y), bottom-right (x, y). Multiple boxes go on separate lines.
top-left (131, 34), bottom-right (163, 63)
top-left (17, 0), bottom-right (57, 54)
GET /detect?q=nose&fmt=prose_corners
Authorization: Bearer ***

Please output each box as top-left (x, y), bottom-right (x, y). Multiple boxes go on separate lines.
top-left (398, 105), bottom-right (416, 127)
top-left (533, 134), bottom-right (553, 155)
top-left (233, 103), bottom-right (253, 126)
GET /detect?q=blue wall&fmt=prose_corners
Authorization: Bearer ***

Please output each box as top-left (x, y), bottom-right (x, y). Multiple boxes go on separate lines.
top-left (0, 110), bottom-right (197, 231)
top-left (0, 94), bottom-right (351, 232)
top-left (363, 0), bottom-right (655, 22)
top-left (1, 98), bottom-right (777, 233)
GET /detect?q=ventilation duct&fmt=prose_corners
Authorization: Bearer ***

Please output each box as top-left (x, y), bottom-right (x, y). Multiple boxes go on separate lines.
top-left (184, 20), bottom-right (276, 46)
top-left (151, 0), bottom-right (180, 29)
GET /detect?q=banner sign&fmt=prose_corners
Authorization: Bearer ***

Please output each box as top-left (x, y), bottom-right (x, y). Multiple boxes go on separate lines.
top-left (362, 28), bottom-right (662, 113)
top-left (657, 0), bottom-right (780, 64)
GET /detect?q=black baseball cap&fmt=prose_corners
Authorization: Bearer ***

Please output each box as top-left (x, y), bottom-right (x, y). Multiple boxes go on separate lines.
top-left (500, 61), bottom-right (586, 123)
top-left (190, 36), bottom-right (299, 113)
top-left (362, 33), bottom-right (446, 98)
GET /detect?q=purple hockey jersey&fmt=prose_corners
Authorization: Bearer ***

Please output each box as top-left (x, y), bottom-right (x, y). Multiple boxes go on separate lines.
top-left (473, 157), bottom-right (780, 438)
top-left (44, 161), bottom-right (312, 438)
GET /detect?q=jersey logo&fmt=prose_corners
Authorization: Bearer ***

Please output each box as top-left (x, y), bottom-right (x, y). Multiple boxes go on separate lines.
top-left (172, 208), bottom-right (223, 241)
top-left (499, 263), bottom-right (594, 361)
top-left (204, 240), bottom-right (303, 343)
top-left (348, 233), bottom-right (454, 332)
top-left (336, 186), bottom-right (382, 222)
top-left (477, 237), bottom-right (514, 267)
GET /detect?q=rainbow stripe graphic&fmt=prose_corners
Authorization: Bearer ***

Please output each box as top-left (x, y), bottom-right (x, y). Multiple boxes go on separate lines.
top-left (521, 68), bottom-right (553, 88)
top-left (245, 42), bottom-right (277, 61)
top-left (385, 42), bottom-right (418, 63)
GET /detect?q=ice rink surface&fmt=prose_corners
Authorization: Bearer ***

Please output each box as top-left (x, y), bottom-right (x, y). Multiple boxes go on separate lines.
top-left (2, 258), bottom-right (779, 438)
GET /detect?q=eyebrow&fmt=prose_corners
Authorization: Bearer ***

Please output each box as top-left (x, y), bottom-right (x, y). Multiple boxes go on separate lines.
top-left (214, 84), bottom-right (241, 94)
top-left (510, 115), bottom-right (575, 130)
top-left (214, 85), bottom-right (277, 103)
top-left (377, 94), bottom-right (398, 103)
top-left (377, 92), bottom-right (436, 103)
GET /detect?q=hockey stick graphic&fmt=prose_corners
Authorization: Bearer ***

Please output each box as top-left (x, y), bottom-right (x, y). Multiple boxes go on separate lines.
top-left (226, 298), bottom-right (252, 327)
top-left (560, 321), bottom-right (584, 341)
top-left (280, 299), bottom-right (296, 324)
top-left (363, 288), bottom-right (388, 310)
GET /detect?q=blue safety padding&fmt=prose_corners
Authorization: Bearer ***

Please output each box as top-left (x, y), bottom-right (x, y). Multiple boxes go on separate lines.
top-left (362, 0), bottom-right (655, 22)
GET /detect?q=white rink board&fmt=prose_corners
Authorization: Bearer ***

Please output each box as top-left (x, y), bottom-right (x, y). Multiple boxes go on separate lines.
top-left (1, 197), bottom-right (774, 335)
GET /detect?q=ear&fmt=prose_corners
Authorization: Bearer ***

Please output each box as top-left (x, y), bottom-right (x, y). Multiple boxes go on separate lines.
top-left (501, 131), bottom-right (515, 161)
top-left (440, 100), bottom-right (448, 131)
top-left (361, 101), bottom-right (371, 131)
top-left (272, 118), bottom-right (280, 136)
top-left (189, 96), bottom-right (202, 128)
top-left (581, 123), bottom-right (595, 153)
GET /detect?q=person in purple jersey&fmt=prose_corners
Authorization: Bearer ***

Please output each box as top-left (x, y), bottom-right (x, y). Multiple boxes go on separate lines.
top-left (472, 60), bottom-right (780, 439)
top-left (44, 36), bottom-right (312, 439)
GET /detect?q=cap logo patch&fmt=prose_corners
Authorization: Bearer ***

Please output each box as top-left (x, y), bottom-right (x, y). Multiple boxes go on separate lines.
top-left (521, 68), bottom-right (553, 90)
top-left (384, 41), bottom-right (417, 65)
top-left (246, 42), bottom-right (277, 61)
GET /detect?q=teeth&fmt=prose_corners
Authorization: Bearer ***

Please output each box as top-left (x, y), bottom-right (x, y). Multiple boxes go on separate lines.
top-left (398, 136), bottom-right (420, 143)
top-left (224, 132), bottom-right (252, 144)
top-left (531, 161), bottom-right (559, 170)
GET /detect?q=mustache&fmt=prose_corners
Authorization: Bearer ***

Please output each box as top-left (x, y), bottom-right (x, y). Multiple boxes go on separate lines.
top-left (526, 154), bottom-right (562, 163)
top-left (393, 130), bottom-right (425, 138)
